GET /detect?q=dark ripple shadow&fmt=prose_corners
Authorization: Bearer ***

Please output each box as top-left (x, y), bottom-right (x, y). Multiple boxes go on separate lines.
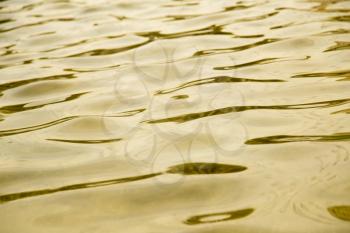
top-left (155, 75), bottom-right (284, 95)
top-left (214, 57), bottom-right (281, 70)
top-left (214, 56), bottom-right (310, 70)
top-left (292, 69), bottom-right (350, 80)
top-left (161, 2), bottom-right (265, 22)
top-left (166, 162), bottom-right (247, 175)
top-left (0, 1), bottom-right (44, 14)
top-left (137, 24), bottom-right (232, 40)
top-left (330, 15), bottom-right (350, 22)
top-left (316, 28), bottom-right (350, 36)
top-left (0, 108), bottom-right (145, 138)
top-left (60, 24), bottom-right (233, 58)
top-left (0, 92), bottom-right (88, 114)
top-left (0, 173), bottom-right (162, 204)
top-left (0, 18), bottom-right (74, 33)
top-left (0, 73), bottom-right (76, 97)
top-left (42, 34), bottom-right (125, 53)
top-left (333, 107), bottom-right (350, 114)
top-left (66, 39), bottom-right (152, 57)
top-left (235, 11), bottom-right (278, 22)
top-left (0, 162), bottom-right (246, 204)
top-left (193, 38), bottom-right (281, 56)
top-left (0, 18), bottom-right (13, 25)
top-left (144, 98), bottom-right (350, 124)
top-left (184, 208), bottom-right (254, 225)
top-left (63, 64), bottom-right (121, 73)
top-left (46, 138), bottom-right (122, 144)
top-left (324, 41), bottom-right (350, 52)
top-left (328, 206), bottom-right (350, 221)
top-left (245, 132), bottom-right (350, 145)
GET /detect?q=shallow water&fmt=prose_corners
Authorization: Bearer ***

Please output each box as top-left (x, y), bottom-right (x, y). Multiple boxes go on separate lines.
top-left (0, 0), bottom-right (350, 232)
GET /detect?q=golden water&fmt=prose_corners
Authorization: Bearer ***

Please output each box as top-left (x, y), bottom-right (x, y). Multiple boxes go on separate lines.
top-left (0, 0), bottom-right (350, 232)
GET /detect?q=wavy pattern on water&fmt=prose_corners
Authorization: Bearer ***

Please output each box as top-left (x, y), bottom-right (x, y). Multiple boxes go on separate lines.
top-left (0, 73), bottom-right (76, 96)
top-left (66, 39), bottom-right (152, 57)
top-left (0, 162), bottom-right (245, 204)
top-left (46, 138), bottom-right (122, 144)
top-left (0, 92), bottom-right (88, 114)
top-left (184, 208), bottom-right (254, 225)
top-left (0, 18), bottom-right (74, 33)
top-left (145, 98), bottom-right (350, 124)
top-left (166, 162), bottom-right (247, 175)
top-left (328, 206), bottom-right (350, 221)
top-left (214, 56), bottom-right (310, 70)
top-left (0, 173), bottom-right (162, 204)
top-left (0, 108), bottom-right (146, 137)
top-left (155, 75), bottom-right (284, 95)
top-left (292, 69), bottom-right (350, 80)
top-left (245, 132), bottom-right (350, 145)
top-left (324, 41), bottom-right (350, 52)
top-left (193, 38), bottom-right (281, 56)
top-left (1, 0), bottom-right (350, 231)
top-left (160, 2), bottom-right (264, 21)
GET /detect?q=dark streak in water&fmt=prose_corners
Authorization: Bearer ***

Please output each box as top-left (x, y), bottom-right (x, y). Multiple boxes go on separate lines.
top-left (0, 18), bottom-right (74, 33)
top-left (330, 15), bottom-right (350, 22)
top-left (0, 162), bottom-right (244, 204)
top-left (0, 18), bottom-right (13, 25)
top-left (184, 208), bottom-right (254, 225)
top-left (332, 107), bottom-right (350, 114)
top-left (64, 24), bottom-right (232, 58)
top-left (0, 116), bottom-right (78, 138)
top-left (328, 206), bottom-right (350, 221)
top-left (292, 69), bottom-right (350, 79)
top-left (137, 24), bottom-right (232, 40)
top-left (42, 34), bottom-right (125, 53)
top-left (214, 58), bottom-right (281, 70)
top-left (213, 56), bottom-right (311, 70)
top-left (63, 64), bottom-right (120, 73)
top-left (171, 94), bottom-right (189, 99)
top-left (0, 108), bottom-right (146, 137)
top-left (245, 132), bottom-right (350, 144)
top-left (162, 2), bottom-right (199, 7)
top-left (46, 138), bottom-right (122, 144)
top-left (324, 41), bottom-right (350, 52)
top-left (270, 23), bottom-right (294, 30)
top-left (235, 11), bottom-right (279, 22)
top-left (0, 173), bottom-right (162, 204)
top-left (155, 76), bottom-right (284, 95)
top-left (144, 98), bottom-right (350, 123)
top-left (0, 73), bottom-right (76, 96)
top-left (0, 1), bottom-right (44, 14)
top-left (0, 92), bottom-right (88, 114)
top-left (162, 2), bottom-right (263, 22)
top-left (316, 28), bottom-right (350, 36)
top-left (166, 163), bottom-right (247, 175)
top-left (66, 39), bottom-right (152, 57)
top-left (193, 38), bottom-right (281, 56)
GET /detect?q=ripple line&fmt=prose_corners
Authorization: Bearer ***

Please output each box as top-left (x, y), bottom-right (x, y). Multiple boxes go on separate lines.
top-left (193, 38), bottom-right (281, 56)
top-left (144, 98), bottom-right (350, 124)
top-left (46, 138), bottom-right (122, 144)
top-left (184, 208), bottom-right (254, 225)
top-left (0, 108), bottom-right (146, 138)
top-left (0, 162), bottom-right (246, 204)
top-left (0, 92), bottom-right (88, 114)
top-left (245, 132), bottom-right (350, 145)
top-left (155, 75), bottom-right (284, 95)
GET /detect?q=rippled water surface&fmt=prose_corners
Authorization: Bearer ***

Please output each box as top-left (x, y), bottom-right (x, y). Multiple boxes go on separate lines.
top-left (1, 0), bottom-right (350, 232)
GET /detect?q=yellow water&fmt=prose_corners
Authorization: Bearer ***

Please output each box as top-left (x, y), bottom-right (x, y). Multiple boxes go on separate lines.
top-left (0, 0), bottom-right (350, 232)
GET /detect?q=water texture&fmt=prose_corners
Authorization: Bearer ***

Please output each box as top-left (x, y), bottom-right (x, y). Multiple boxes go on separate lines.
top-left (0, 0), bottom-right (350, 232)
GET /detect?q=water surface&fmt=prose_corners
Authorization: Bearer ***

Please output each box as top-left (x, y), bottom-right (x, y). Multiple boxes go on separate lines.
top-left (0, 0), bottom-right (350, 232)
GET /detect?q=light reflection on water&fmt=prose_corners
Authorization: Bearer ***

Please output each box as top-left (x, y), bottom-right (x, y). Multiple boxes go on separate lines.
top-left (0, 0), bottom-right (350, 232)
